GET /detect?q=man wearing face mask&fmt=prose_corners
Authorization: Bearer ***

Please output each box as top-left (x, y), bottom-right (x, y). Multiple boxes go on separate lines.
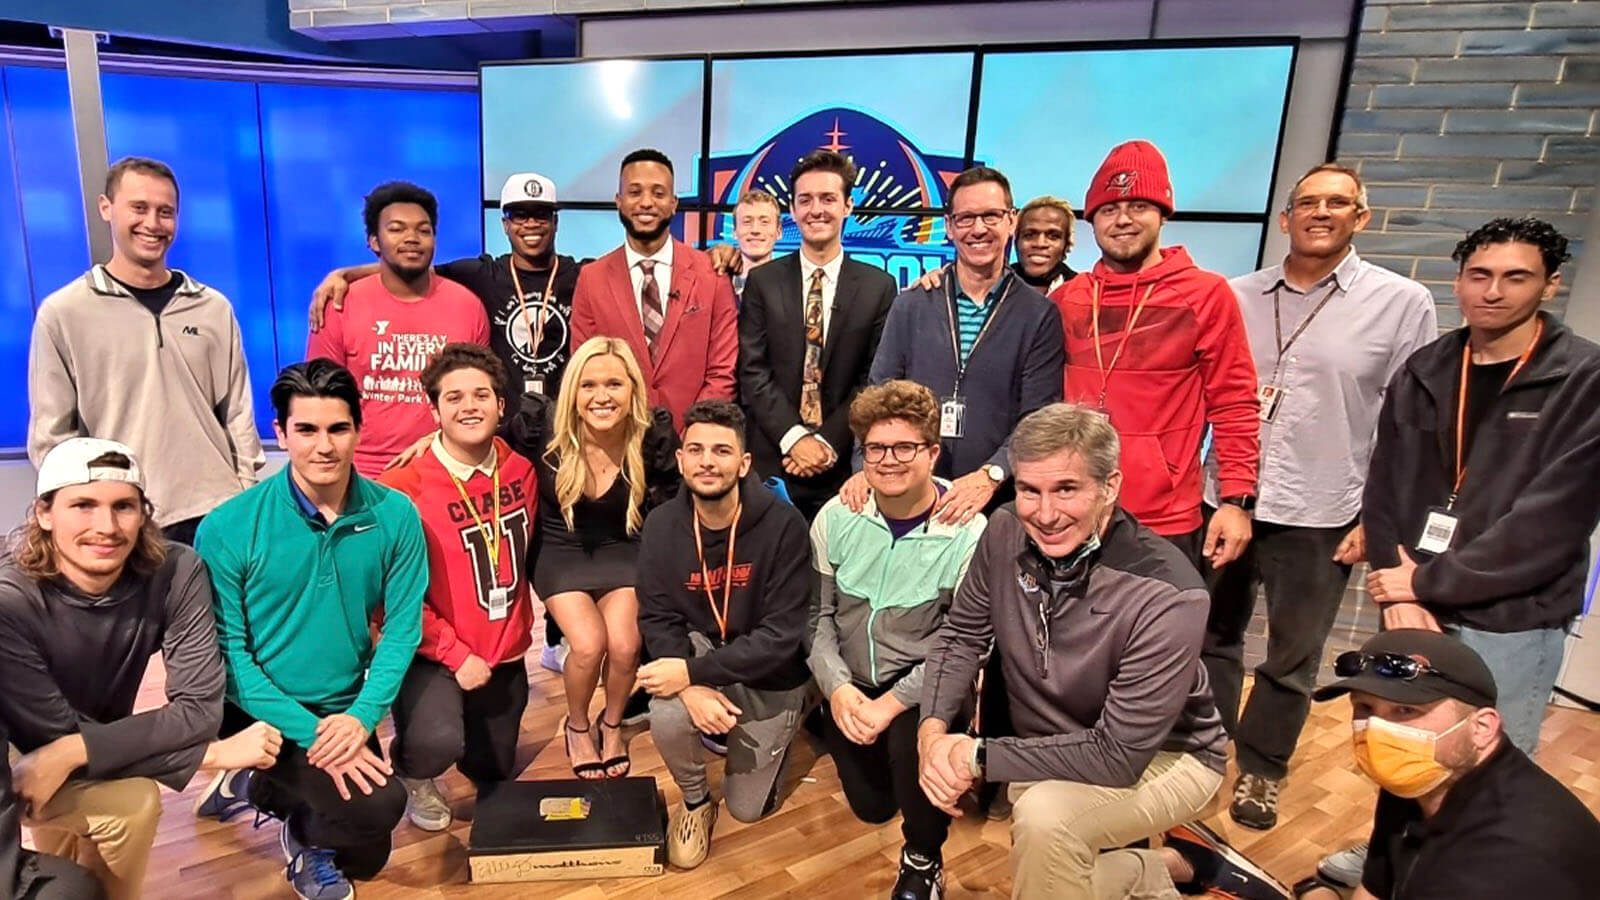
top-left (1293, 629), bottom-right (1600, 900)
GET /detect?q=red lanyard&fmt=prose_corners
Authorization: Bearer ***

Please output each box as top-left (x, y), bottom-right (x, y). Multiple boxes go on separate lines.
top-left (1451, 318), bottom-right (1542, 503)
top-left (692, 503), bottom-right (741, 642)
top-left (1089, 279), bottom-right (1156, 408)
top-left (509, 256), bottom-right (559, 352)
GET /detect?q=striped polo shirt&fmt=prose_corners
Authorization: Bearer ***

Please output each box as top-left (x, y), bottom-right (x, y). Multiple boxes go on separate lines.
top-left (955, 281), bottom-right (1004, 362)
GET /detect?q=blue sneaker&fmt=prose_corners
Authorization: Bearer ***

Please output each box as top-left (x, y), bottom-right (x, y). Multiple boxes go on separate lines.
top-left (280, 816), bottom-right (354, 900)
top-left (194, 769), bottom-right (256, 822)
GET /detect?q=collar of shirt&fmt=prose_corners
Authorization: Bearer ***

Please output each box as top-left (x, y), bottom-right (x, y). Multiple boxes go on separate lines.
top-left (1267, 247), bottom-right (1363, 296)
top-left (955, 270), bottom-right (1010, 306)
top-left (799, 249), bottom-right (844, 287)
top-left (430, 434), bottom-right (497, 481)
top-left (624, 240), bottom-right (673, 273)
top-left (286, 472), bottom-right (330, 526)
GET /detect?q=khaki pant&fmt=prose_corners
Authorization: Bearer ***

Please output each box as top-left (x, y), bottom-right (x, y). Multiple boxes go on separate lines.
top-left (1008, 751), bottom-right (1222, 899)
top-left (26, 776), bottom-right (162, 900)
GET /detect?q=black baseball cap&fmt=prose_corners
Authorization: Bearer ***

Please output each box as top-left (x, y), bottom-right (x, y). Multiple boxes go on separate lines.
top-left (1313, 629), bottom-right (1498, 708)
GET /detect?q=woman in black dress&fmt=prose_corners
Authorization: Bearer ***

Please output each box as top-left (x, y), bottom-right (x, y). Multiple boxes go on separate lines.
top-left (511, 336), bottom-right (676, 778)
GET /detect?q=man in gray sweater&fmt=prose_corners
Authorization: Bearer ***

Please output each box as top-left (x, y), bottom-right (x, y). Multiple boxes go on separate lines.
top-left (27, 156), bottom-right (265, 546)
top-left (0, 439), bottom-right (280, 900)
top-left (918, 404), bottom-right (1229, 899)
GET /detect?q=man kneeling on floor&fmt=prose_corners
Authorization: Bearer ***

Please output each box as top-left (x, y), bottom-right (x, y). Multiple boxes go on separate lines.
top-left (0, 438), bottom-right (280, 900)
top-left (1291, 629), bottom-right (1600, 900)
top-left (194, 360), bottom-right (429, 900)
top-left (917, 403), bottom-right (1237, 899)
top-left (808, 380), bottom-right (985, 900)
top-left (636, 400), bottom-right (813, 870)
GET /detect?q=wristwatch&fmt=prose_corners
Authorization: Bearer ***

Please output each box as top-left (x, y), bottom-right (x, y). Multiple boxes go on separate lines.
top-left (1219, 494), bottom-right (1257, 512)
top-left (969, 738), bottom-right (987, 779)
top-left (983, 464), bottom-right (1005, 484)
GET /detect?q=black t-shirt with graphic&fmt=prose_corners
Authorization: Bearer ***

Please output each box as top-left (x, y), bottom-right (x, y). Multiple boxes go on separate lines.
top-left (436, 253), bottom-right (583, 398)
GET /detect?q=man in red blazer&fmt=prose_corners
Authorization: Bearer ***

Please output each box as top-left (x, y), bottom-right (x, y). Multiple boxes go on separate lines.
top-left (572, 148), bottom-right (738, 427)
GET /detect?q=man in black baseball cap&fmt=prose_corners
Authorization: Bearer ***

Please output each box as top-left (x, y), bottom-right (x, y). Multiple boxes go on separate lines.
top-left (1291, 629), bottom-right (1598, 900)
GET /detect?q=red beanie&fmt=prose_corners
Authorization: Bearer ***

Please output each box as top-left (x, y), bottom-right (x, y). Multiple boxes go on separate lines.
top-left (1084, 140), bottom-right (1175, 217)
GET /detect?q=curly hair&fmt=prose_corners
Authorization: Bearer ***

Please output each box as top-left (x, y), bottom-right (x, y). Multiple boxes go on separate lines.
top-left (849, 380), bottom-right (940, 446)
top-left (420, 343), bottom-right (508, 404)
top-left (9, 453), bottom-right (167, 582)
top-left (1453, 217), bottom-right (1571, 276)
top-left (363, 181), bottom-right (437, 237)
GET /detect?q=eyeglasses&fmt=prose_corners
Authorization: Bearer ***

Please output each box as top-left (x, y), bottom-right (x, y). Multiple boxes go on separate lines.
top-left (1289, 195), bottom-right (1360, 214)
top-left (949, 209), bottom-right (1011, 229)
top-left (862, 441), bottom-right (928, 463)
top-left (1334, 650), bottom-right (1444, 682)
top-left (504, 208), bottom-right (555, 224)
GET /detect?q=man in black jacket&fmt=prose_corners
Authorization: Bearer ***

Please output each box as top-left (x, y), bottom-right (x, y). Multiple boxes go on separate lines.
top-left (738, 149), bottom-right (898, 520)
top-left (635, 401), bottom-right (813, 871)
top-left (1362, 217), bottom-right (1600, 757)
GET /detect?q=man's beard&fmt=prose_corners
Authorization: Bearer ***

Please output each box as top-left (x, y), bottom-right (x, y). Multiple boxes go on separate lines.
top-left (619, 209), bottom-right (670, 243)
top-left (389, 261), bottom-right (431, 283)
top-left (687, 478), bottom-right (738, 503)
top-left (1100, 235), bottom-right (1157, 266)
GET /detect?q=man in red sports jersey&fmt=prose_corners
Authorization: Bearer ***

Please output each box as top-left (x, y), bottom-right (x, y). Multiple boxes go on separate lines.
top-left (378, 343), bottom-right (537, 833)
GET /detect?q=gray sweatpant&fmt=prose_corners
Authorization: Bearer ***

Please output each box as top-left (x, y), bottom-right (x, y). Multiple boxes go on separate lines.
top-left (649, 633), bottom-right (814, 823)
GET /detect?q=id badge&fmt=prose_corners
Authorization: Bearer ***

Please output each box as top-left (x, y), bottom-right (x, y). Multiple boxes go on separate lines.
top-left (1416, 508), bottom-right (1459, 554)
top-left (940, 397), bottom-right (966, 439)
top-left (1258, 383), bottom-right (1285, 423)
top-left (524, 378), bottom-right (544, 396)
top-left (487, 586), bottom-right (510, 621)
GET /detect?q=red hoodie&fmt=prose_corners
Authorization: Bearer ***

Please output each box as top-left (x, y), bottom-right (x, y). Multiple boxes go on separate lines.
top-left (1050, 247), bottom-right (1258, 535)
top-left (379, 437), bottom-right (538, 670)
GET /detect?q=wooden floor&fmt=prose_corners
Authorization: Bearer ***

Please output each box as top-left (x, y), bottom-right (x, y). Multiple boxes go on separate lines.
top-left (61, 637), bottom-right (1598, 900)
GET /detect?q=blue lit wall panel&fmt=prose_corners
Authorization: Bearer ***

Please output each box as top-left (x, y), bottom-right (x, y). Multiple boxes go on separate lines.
top-left (258, 82), bottom-right (480, 373)
top-left (6, 65), bottom-right (87, 300)
top-left (0, 68), bottom-right (42, 448)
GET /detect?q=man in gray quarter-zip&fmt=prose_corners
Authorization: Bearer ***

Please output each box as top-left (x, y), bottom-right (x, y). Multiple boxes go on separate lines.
top-left (27, 156), bottom-right (265, 547)
top-left (918, 403), bottom-right (1228, 900)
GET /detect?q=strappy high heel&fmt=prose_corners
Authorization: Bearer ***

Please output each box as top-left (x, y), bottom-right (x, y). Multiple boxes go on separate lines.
top-left (564, 717), bottom-right (606, 780)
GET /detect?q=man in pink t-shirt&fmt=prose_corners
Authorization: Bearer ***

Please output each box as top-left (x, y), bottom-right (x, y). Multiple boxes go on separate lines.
top-left (308, 181), bottom-right (490, 477)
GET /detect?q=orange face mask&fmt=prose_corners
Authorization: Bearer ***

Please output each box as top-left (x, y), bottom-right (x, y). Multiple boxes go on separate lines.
top-left (1352, 715), bottom-right (1468, 798)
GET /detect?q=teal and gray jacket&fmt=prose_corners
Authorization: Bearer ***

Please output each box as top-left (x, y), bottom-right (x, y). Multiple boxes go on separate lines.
top-left (807, 484), bottom-right (984, 709)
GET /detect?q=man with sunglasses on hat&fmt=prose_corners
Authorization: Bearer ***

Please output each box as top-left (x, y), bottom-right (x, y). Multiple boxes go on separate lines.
top-left (1292, 629), bottom-right (1599, 900)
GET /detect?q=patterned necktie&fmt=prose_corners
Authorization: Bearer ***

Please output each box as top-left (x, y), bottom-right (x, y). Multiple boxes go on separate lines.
top-left (638, 258), bottom-right (664, 358)
top-left (800, 268), bottom-right (825, 427)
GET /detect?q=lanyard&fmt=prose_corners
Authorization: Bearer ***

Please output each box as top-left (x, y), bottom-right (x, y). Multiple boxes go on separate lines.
top-left (509, 256), bottom-right (559, 354)
top-left (942, 267), bottom-right (1015, 393)
top-left (448, 457), bottom-right (504, 582)
top-left (1269, 278), bottom-right (1342, 381)
top-left (1089, 279), bottom-right (1157, 408)
top-left (692, 503), bottom-right (741, 642)
top-left (1450, 318), bottom-right (1543, 505)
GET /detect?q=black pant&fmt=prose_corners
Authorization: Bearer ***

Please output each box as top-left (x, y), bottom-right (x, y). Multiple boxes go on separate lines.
top-left (390, 657), bottom-right (529, 787)
top-left (161, 516), bottom-right (203, 547)
top-left (1162, 525), bottom-right (1206, 574)
top-left (1200, 510), bottom-right (1354, 780)
top-left (14, 850), bottom-right (103, 900)
top-left (222, 704), bottom-right (405, 880)
top-left (820, 698), bottom-right (950, 860)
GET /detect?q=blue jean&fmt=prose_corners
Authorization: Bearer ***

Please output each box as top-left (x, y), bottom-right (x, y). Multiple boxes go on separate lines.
top-left (1450, 624), bottom-right (1568, 756)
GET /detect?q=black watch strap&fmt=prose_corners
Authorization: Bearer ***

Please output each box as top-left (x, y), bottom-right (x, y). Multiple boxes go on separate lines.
top-left (1291, 874), bottom-right (1344, 898)
top-left (1220, 494), bottom-right (1257, 511)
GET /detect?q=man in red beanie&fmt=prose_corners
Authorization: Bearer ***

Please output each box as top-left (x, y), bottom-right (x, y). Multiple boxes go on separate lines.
top-left (1050, 140), bottom-right (1259, 570)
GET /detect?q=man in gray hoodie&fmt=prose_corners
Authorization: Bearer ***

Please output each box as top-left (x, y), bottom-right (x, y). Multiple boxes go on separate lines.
top-left (27, 156), bottom-right (265, 546)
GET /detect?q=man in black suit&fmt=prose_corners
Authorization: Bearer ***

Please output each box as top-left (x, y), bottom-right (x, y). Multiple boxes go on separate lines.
top-left (738, 149), bottom-right (897, 521)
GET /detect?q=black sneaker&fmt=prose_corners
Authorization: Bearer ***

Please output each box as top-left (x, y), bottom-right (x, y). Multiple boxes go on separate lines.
top-left (1228, 773), bottom-right (1281, 830)
top-left (890, 850), bottom-right (944, 900)
top-left (621, 688), bottom-right (652, 727)
top-left (1163, 821), bottom-right (1290, 900)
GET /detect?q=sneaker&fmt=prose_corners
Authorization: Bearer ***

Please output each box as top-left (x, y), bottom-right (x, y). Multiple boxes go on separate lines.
top-left (1163, 821), bottom-right (1290, 900)
top-left (890, 849), bottom-right (944, 900)
top-left (984, 786), bottom-right (1012, 822)
top-left (539, 639), bottom-right (569, 674)
top-left (1316, 841), bottom-right (1368, 889)
top-left (402, 777), bottom-right (452, 832)
top-left (194, 768), bottom-right (256, 821)
top-left (280, 817), bottom-right (354, 899)
top-left (1228, 773), bottom-right (1281, 831)
top-left (699, 732), bottom-right (729, 757)
top-left (620, 688), bottom-right (652, 727)
top-left (666, 797), bottom-right (719, 870)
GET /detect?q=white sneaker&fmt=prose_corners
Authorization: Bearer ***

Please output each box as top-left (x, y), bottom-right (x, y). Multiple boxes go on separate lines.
top-left (1316, 841), bottom-right (1368, 888)
top-left (540, 639), bottom-right (570, 674)
top-left (402, 777), bottom-right (452, 832)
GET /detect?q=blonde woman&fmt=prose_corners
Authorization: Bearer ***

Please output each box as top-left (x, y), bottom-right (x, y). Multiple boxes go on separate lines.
top-left (509, 336), bottom-right (678, 779)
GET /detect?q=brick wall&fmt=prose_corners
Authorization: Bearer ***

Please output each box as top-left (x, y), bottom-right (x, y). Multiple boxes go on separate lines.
top-left (1340, 0), bottom-right (1600, 325)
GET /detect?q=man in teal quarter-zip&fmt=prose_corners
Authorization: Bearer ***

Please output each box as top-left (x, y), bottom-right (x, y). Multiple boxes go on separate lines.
top-left (808, 380), bottom-right (985, 900)
top-left (191, 358), bottom-right (427, 900)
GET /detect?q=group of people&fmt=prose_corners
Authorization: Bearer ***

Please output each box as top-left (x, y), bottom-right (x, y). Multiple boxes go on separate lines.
top-left (4, 131), bottom-right (1599, 900)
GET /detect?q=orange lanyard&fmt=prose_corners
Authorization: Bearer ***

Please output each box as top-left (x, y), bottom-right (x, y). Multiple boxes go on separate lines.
top-left (448, 456), bottom-right (504, 580)
top-left (1089, 279), bottom-right (1157, 408)
top-left (509, 256), bottom-right (559, 352)
top-left (1451, 319), bottom-right (1542, 504)
top-left (692, 503), bottom-right (741, 642)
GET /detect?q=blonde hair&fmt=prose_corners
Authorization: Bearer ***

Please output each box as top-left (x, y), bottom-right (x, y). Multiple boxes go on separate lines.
top-left (1020, 195), bottom-right (1077, 251)
top-left (9, 490), bottom-right (167, 582)
top-left (545, 337), bottom-right (652, 535)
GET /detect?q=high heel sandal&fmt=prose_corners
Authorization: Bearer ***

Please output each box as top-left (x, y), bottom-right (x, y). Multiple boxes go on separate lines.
top-left (564, 717), bottom-right (606, 780)
top-left (596, 716), bottom-right (632, 778)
